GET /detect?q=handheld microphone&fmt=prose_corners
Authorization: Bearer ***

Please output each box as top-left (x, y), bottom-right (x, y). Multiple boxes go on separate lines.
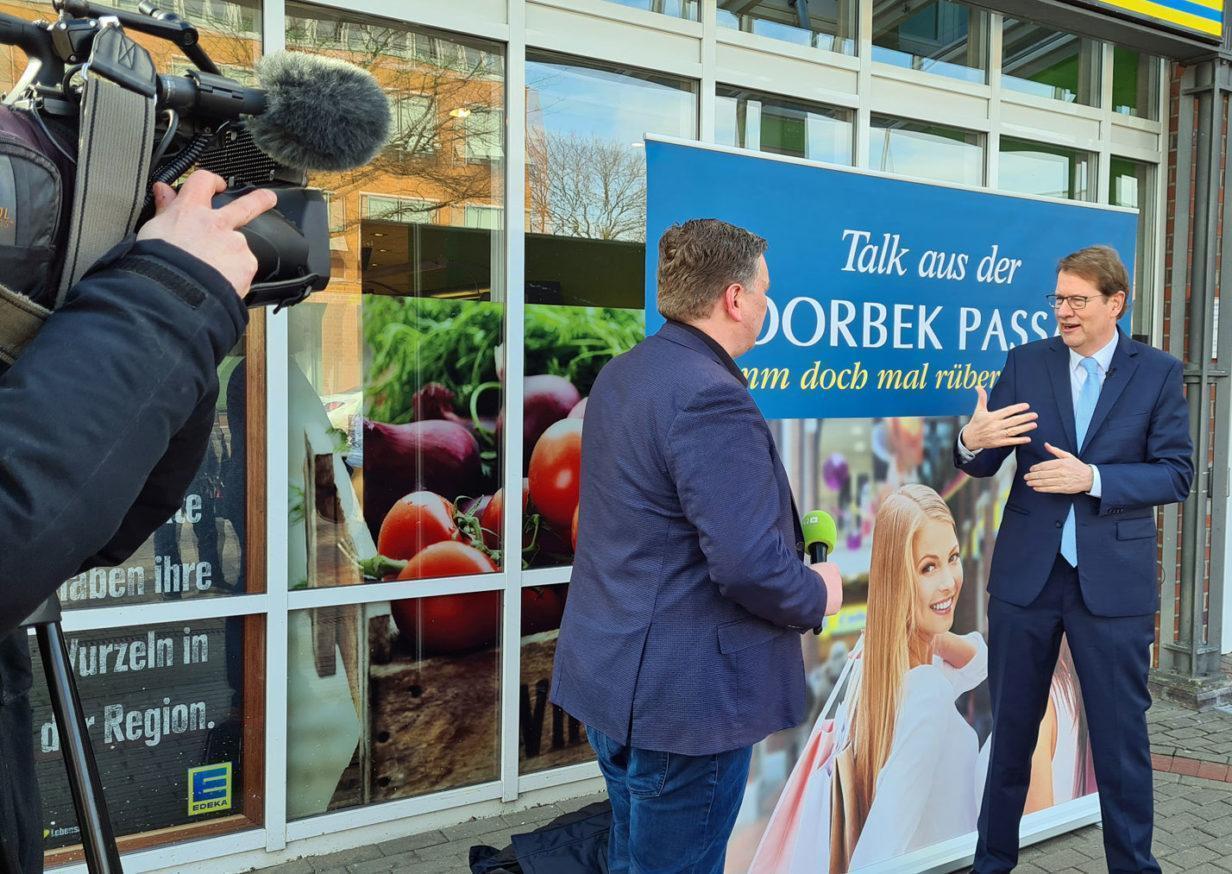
top-left (802, 510), bottom-right (838, 563)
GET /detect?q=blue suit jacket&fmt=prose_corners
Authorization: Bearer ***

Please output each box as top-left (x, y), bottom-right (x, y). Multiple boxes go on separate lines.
top-left (550, 321), bottom-right (827, 756)
top-left (955, 330), bottom-right (1193, 617)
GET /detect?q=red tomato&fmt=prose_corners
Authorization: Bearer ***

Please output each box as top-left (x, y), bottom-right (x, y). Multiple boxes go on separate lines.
top-left (391, 542), bottom-right (500, 655)
top-left (522, 586), bottom-right (566, 636)
top-left (377, 492), bottom-right (458, 560)
top-left (396, 540), bottom-right (496, 580)
top-left (571, 505), bottom-right (579, 552)
top-left (528, 418), bottom-right (583, 528)
top-left (480, 479), bottom-right (530, 551)
top-left (567, 397), bottom-right (587, 419)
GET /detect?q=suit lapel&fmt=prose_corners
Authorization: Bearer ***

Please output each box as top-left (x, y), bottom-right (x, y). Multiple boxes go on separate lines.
top-left (766, 429), bottom-right (805, 554)
top-left (1046, 338), bottom-right (1078, 453)
top-left (1080, 331), bottom-right (1140, 454)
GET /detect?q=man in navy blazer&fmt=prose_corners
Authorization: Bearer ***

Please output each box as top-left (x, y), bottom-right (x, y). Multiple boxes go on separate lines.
top-left (957, 245), bottom-right (1193, 873)
top-left (551, 219), bottom-right (842, 873)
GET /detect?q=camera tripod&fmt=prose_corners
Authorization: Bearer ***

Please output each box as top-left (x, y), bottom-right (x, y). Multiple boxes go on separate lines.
top-left (20, 596), bottom-right (122, 873)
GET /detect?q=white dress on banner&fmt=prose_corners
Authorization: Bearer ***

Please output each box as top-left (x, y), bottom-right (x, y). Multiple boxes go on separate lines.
top-left (748, 632), bottom-right (988, 873)
top-left (848, 631), bottom-right (988, 869)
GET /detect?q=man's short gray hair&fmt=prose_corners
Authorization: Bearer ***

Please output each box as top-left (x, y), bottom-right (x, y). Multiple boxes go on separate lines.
top-left (656, 219), bottom-right (768, 322)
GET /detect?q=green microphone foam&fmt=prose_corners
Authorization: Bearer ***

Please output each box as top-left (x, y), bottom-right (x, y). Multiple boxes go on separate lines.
top-left (802, 510), bottom-right (838, 553)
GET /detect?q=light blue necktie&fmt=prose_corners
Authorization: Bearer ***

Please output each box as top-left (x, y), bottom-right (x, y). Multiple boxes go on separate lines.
top-left (1060, 356), bottom-right (1101, 566)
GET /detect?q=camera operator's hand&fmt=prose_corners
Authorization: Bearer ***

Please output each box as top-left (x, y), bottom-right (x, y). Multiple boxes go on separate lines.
top-left (137, 170), bottom-right (277, 298)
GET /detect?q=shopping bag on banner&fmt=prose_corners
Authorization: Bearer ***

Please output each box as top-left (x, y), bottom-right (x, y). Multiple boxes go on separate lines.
top-left (748, 637), bottom-right (864, 874)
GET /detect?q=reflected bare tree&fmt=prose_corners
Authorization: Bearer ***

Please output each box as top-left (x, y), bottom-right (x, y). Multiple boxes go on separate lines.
top-left (527, 131), bottom-right (646, 242)
top-left (285, 15), bottom-right (504, 229)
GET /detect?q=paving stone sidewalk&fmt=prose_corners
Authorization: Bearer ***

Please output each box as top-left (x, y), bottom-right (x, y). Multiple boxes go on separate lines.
top-left (261, 698), bottom-right (1232, 873)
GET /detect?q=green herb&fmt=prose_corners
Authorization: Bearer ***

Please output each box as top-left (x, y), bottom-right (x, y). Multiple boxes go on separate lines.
top-left (363, 298), bottom-right (644, 424)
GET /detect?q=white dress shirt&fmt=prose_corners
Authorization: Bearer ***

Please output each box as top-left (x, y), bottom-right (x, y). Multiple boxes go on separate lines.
top-left (958, 332), bottom-right (1119, 497)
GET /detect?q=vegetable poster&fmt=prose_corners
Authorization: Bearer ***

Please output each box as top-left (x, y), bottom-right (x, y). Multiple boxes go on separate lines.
top-left (283, 296), bottom-right (641, 819)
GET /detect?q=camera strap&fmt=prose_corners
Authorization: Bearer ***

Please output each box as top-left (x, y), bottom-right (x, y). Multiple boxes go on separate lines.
top-left (54, 21), bottom-right (157, 307)
top-left (0, 283), bottom-right (48, 366)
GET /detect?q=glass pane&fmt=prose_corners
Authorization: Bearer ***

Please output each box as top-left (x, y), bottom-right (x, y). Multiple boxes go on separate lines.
top-left (0, 0), bottom-right (260, 610)
top-left (718, 0), bottom-right (857, 55)
top-left (522, 53), bottom-right (695, 569)
top-left (285, 4), bottom-right (506, 589)
top-left (999, 137), bottom-right (1095, 202)
top-left (602, 0), bottom-right (699, 20)
top-left (1112, 47), bottom-right (1159, 119)
top-left (868, 115), bottom-right (983, 185)
top-left (871, 0), bottom-right (987, 84)
top-left (715, 86), bottom-right (853, 165)
top-left (31, 618), bottom-right (257, 852)
top-left (1111, 157), bottom-right (1154, 338)
top-left (1002, 18), bottom-right (1100, 106)
top-left (519, 584), bottom-right (591, 774)
top-left (286, 601), bottom-right (501, 816)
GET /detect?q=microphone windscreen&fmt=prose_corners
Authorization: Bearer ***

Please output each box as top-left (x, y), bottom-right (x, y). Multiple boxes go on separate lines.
top-left (802, 509), bottom-right (838, 554)
top-left (246, 51), bottom-right (391, 172)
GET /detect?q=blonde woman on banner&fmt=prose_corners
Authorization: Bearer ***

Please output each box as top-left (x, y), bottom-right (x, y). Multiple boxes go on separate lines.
top-left (750, 484), bottom-right (987, 873)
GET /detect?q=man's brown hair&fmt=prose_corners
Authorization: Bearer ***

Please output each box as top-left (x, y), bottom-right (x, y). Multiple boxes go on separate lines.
top-left (656, 219), bottom-right (768, 322)
top-left (1057, 245), bottom-right (1131, 298)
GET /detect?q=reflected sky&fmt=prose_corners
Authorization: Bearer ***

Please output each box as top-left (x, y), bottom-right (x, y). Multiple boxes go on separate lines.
top-left (526, 55), bottom-right (697, 145)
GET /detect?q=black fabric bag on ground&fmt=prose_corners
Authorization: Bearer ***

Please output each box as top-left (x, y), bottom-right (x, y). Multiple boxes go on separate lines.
top-left (470, 801), bottom-right (610, 874)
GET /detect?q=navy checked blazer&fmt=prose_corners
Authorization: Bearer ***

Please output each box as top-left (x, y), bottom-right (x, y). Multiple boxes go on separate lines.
top-left (550, 320), bottom-right (828, 756)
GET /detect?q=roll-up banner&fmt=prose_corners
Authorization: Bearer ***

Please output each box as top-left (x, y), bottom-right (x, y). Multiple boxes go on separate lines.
top-left (645, 137), bottom-right (1137, 873)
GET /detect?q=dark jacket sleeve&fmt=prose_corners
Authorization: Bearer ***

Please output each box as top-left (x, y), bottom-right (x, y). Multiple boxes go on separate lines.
top-left (953, 345), bottom-right (1019, 478)
top-left (666, 378), bottom-right (827, 630)
top-left (0, 237), bottom-right (246, 634)
top-left (1097, 356), bottom-right (1194, 514)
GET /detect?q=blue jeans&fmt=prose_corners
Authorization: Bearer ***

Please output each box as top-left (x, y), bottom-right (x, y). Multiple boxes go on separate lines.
top-left (587, 726), bottom-right (752, 874)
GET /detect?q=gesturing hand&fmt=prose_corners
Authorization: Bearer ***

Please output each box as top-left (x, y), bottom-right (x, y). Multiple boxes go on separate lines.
top-left (961, 386), bottom-right (1037, 451)
top-left (1023, 443), bottom-right (1093, 494)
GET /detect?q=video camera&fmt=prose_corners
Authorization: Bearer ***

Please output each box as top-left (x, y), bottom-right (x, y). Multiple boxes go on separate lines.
top-left (0, 0), bottom-right (390, 312)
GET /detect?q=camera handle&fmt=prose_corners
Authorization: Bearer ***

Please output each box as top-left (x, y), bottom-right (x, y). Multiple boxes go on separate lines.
top-left (20, 595), bottom-right (123, 873)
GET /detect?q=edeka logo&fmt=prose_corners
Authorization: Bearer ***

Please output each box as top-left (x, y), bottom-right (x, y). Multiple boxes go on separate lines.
top-left (188, 763), bottom-right (233, 816)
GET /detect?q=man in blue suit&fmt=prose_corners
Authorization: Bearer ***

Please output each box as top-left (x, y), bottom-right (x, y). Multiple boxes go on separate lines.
top-left (957, 245), bottom-right (1193, 873)
top-left (551, 219), bottom-right (842, 873)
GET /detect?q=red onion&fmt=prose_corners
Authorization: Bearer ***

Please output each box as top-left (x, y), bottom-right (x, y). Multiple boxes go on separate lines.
top-left (363, 419), bottom-right (480, 539)
top-left (521, 375), bottom-right (580, 469)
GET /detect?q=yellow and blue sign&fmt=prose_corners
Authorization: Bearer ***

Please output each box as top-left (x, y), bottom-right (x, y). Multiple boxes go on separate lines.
top-left (1093, 0), bottom-right (1223, 40)
top-left (187, 763), bottom-right (233, 816)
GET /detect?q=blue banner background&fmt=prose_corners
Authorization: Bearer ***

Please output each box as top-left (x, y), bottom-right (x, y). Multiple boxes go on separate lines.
top-left (645, 138), bottom-right (1138, 420)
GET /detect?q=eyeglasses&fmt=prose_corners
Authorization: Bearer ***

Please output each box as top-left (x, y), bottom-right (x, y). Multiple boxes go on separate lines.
top-left (1045, 293), bottom-right (1102, 311)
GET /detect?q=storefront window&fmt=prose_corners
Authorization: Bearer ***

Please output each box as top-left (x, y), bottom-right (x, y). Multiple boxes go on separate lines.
top-left (523, 53), bottom-right (695, 570)
top-left (1112, 47), bottom-right (1160, 119)
top-left (1111, 157), bottom-right (1155, 338)
top-left (32, 618), bottom-right (259, 858)
top-left (602, 0), bottom-right (699, 20)
top-left (1002, 18), bottom-right (1100, 106)
top-left (871, 0), bottom-right (987, 84)
top-left (999, 138), bottom-right (1095, 202)
top-left (519, 584), bottom-right (587, 773)
top-left (286, 601), bottom-right (502, 817)
top-left (718, 0), bottom-right (857, 55)
top-left (716, 86), bottom-right (853, 164)
top-left (868, 115), bottom-right (983, 186)
top-left (285, 4), bottom-right (506, 590)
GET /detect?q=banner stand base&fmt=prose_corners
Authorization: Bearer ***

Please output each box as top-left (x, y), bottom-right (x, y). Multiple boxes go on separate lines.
top-left (853, 795), bottom-right (1103, 874)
